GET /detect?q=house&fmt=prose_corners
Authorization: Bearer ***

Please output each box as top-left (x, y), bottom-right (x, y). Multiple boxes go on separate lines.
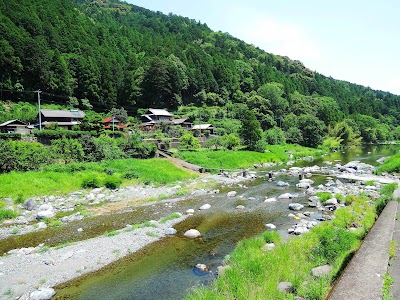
top-left (0, 120), bottom-right (31, 134)
top-left (140, 108), bottom-right (174, 131)
top-left (172, 118), bottom-right (194, 129)
top-left (191, 124), bottom-right (215, 135)
top-left (38, 109), bottom-right (85, 130)
top-left (103, 117), bottom-right (128, 131)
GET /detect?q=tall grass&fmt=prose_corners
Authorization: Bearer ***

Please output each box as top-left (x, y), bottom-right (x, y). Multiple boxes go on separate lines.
top-left (178, 145), bottom-right (323, 170)
top-left (186, 192), bottom-right (380, 300)
top-left (375, 152), bottom-right (400, 174)
top-left (0, 159), bottom-right (196, 200)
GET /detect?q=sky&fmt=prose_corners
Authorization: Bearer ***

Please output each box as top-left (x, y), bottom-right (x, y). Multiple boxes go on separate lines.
top-left (127, 0), bottom-right (400, 95)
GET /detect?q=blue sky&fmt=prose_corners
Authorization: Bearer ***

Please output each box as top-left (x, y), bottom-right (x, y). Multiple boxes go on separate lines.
top-left (127, 0), bottom-right (400, 95)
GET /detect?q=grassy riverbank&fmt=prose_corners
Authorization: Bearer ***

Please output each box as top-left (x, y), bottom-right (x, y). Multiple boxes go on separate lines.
top-left (376, 152), bottom-right (400, 174)
top-left (178, 145), bottom-right (323, 171)
top-left (186, 184), bottom-right (397, 300)
top-left (0, 158), bottom-right (197, 200)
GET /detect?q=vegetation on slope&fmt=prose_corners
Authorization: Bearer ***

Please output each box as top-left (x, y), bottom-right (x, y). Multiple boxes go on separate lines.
top-left (0, 0), bottom-right (399, 146)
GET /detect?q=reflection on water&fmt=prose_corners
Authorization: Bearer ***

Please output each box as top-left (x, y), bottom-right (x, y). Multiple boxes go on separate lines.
top-left (54, 145), bottom-right (399, 300)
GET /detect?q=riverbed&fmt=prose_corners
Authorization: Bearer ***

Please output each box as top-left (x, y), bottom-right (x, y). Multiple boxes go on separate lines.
top-left (0, 145), bottom-right (398, 300)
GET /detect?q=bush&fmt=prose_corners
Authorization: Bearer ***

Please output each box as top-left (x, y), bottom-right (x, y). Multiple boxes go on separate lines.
top-left (179, 132), bottom-right (201, 150)
top-left (262, 231), bottom-right (281, 244)
top-left (264, 127), bottom-right (286, 145)
top-left (103, 176), bottom-right (122, 189)
top-left (81, 176), bottom-right (101, 189)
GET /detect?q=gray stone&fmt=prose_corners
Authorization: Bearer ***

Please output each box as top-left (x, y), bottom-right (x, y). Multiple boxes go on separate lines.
top-left (37, 210), bottom-right (55, 219)
top-left (277, 181), bottom-right (290, 187)
top-left (264, 197), bottom-right (277, 203)
top-left (165, 228), bottom-right (177, 235)
top-left (29, 288), bottom-right (56, 300)
top-left (324, 198), bottom-right (338, 205)
top-left (288, 203), bottom-right (304, 211)
top-left (265, 223), bottom-right (276, 230)
top-left (278, 281), bottom-right (294, 293)
top-left (186, 209), bottom-right (195, 214)
top-left (77, 227), bottom-right (83, 232)
top-left (184, 229), bottom-right (201, 238)
top-left (294, 227), bottom-right (309, 235)
top-left (278, 193), bottom-right (293, 199)
top-left (24, 198), bottom-right (37, 211)
top-left (236, 205), bottom-right (245, 209)
top-left (37, 222), bottom-right (47, 229)
top-left (199, 204), bottom-right (211, 210)
top-left (227, 191), bottom-right (237, 197)
top-left (261, 243), bottom-right (276, 251)
top-left (15, 216), bottom-right (28, 224)
top-left (311, 264), bottom-right (332, 277)
top-left (38, 204), bottom-right (53, 211)
top-left (195, 263), bottom-right (208, 271)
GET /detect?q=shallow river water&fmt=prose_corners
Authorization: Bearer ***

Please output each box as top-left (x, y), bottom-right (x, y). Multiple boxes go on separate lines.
top-left (50, 144), bottom-right (398, 299)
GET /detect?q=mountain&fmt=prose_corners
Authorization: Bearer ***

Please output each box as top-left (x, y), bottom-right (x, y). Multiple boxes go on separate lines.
top-left (0, 0), bottom-right (399, 140)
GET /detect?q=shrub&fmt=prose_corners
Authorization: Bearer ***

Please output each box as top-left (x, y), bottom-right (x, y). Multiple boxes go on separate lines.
top-left (81, 176), bottom-right (101, 189)
top-left (103, 176), bottom-right (122, 189)
top-left (104, 230), bottom-right (119, 237)
top-left (264, 127), bottom-right (286, 145)
top-left (316, 192), bottom-right (333, 203)
top-left (179, 132), bottom-right (201, 150)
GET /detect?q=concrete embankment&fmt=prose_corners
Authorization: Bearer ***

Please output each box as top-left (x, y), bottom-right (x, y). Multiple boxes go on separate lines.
top-left (329, 182), bottom-right (400, 300)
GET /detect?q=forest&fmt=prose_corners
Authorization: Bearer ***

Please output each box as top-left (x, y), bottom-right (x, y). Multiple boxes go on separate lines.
top-left (0, 0), bottom-right (400, 147)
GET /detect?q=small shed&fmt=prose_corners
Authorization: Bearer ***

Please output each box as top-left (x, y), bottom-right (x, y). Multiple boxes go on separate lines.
top-left (191, 124), bottom-right (215, 134)
top-left (0, 120), bottom-right (30, 134)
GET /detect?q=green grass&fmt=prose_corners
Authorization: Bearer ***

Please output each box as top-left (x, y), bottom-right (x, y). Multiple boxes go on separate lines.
top-left (129, 221), bottom-right (158, 230)
top-left (316, 192), bottom-right (333, 203)
top-left (178, 145), bottom-right (323, 171)
top-left (160, 212), bottom-right (181, 224)
top-left (104, 230), bottom-right (119, 237)
top-left (186, 193), bottom-right (379, 300)
top-left (382, 273), bottom-right (394, 300)
top-left (389, 240), bottom-right (397, 260)
top-left (376, 152), bottom-right (400, 174)
top-left (146, 231), bottom-right (158, 237)
top-left (0, 158), bottom-right (196, 200)
top-left (0, 209), bottom-right (18, 222)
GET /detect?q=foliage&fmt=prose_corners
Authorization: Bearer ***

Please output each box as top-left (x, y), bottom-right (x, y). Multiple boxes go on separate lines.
top-left (264, 126), bottom-right (286, 145)
top-left (0, 140), bottom-right (52, 172)
top-left (179, 132), bottom-right (201, 150)
top-left (375, 152), bottom-right (400, 174)
top-left (81, 176), bottom-right (101, 189)
top-left (239, 110), bottom-right (263, 151)
top-left (103, 175), bottom-right (122, 189)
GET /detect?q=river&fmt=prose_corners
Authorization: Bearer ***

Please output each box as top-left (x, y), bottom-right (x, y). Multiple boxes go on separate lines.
top-left (53, 144), bottom-right (399, 300)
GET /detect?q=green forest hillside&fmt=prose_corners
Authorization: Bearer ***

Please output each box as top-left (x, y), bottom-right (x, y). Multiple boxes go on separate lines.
top-left (0, 0), bottom-right (399, 144)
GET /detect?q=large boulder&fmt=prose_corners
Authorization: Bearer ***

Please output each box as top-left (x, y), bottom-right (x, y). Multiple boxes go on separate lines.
top-left (264, 197), bottom-right (277, 203)
top-left (311, 264), bottom-right (332, 277)
top-left (29, 288), bottom-right (56, 300)
top-left (184, 229), bottom-right (201, 238)
top-left (288, 203), bottom-right (304, 211)
top-left (23, 198), bottom-right (37, 211)
top-left (37, 210), bottom-right (55, 219)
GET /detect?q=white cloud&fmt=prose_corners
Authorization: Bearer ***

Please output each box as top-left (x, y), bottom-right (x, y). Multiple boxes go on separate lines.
top-left (232, 16), bottom-right (322, 62)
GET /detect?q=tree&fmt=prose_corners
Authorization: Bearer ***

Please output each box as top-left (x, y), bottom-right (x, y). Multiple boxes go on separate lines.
top-left (239, 110), bottom-right (263, 151)
top-left (179, 132), bottom-right (201, 150)
top-left (298, 114), bottom-right (326, 148)
top-left (109, 107), bottom-right (128, 124)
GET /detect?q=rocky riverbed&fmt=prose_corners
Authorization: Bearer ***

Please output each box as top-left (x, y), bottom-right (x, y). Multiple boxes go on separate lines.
top-left (0, 157), bottom-right (398, 300)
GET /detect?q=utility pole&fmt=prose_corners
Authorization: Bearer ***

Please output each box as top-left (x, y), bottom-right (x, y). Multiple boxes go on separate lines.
top-left (37, 90), bottom-right (42, 130)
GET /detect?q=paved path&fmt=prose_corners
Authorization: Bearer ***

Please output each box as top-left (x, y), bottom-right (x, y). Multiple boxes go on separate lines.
top-left (328, 200), bottom-right (398, 300)
top-left (389, 181), bottom-right (400, 299)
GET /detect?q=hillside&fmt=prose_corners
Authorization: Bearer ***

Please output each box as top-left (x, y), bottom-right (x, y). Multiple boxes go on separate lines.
top-left (0, 0), bottom-right (399, 143)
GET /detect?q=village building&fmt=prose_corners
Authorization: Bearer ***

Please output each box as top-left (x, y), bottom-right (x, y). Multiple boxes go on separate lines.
top-left (139, 108), bottom-right (175, 131)
top-left (172, 118), bottom-right (194, 129)
top-left (103, 117), bottom-right (128, 131)
top-left (38, 109), bottom-right (85, 130)
top-left (0, 120), bottom-right (32, 134)
top-left (191, 124), bottom-right (215, 135)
